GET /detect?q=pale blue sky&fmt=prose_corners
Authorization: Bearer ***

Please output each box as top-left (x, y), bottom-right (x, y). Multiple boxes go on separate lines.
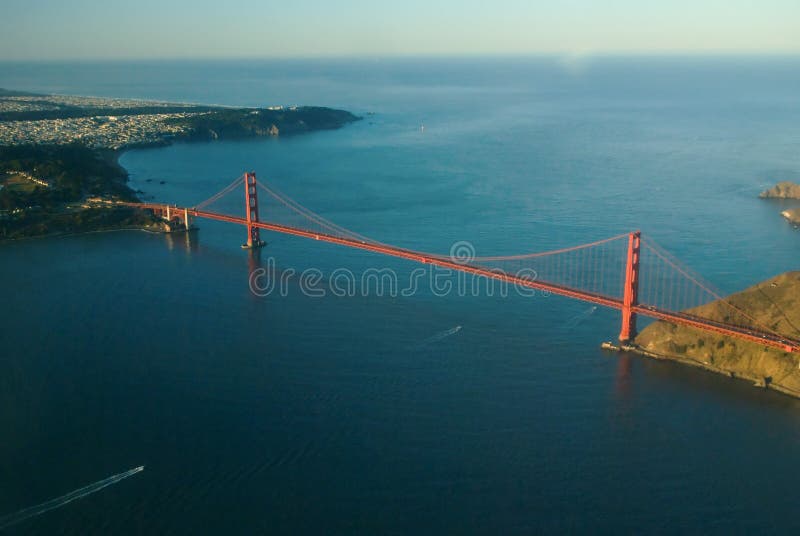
top-left (1, 0), bottom-right (799, 60)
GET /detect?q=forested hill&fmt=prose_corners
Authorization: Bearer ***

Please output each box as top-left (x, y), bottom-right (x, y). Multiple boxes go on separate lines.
top-left (173, 107), bottom-right (361, 140)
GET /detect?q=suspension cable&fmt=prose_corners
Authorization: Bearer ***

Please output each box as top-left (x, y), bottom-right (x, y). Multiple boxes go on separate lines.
top-left (195, 174), bottom-right (245, 210)
top-left (257, 182), bottom-right (383, 244)
top-left (640, 237), bottom-right (782, 337)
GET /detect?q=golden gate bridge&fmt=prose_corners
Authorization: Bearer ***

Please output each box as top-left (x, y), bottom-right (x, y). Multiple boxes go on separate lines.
top-left (125, 172), bottom-right (800, 354)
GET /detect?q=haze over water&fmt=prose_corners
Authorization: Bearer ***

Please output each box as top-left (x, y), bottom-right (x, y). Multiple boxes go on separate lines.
top-left (2, 57), bottom-right (800, 533)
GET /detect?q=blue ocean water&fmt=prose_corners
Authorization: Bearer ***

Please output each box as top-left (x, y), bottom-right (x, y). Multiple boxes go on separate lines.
top-left (1, 57), bottom-right (800, 534)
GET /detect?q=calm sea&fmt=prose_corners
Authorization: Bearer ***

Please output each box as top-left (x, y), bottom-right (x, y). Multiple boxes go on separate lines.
top-left (2, 57), bottom-right (800, 534)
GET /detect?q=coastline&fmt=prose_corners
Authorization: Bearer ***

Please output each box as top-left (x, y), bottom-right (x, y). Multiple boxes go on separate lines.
top-left (622, 344), bottom-right (800, 399)
top-left (0, 223), bottom-right (172, 245)
top-left (631, 271), bottom-right (800, 399)
top-left (0, 95), bottom-right (361, 243)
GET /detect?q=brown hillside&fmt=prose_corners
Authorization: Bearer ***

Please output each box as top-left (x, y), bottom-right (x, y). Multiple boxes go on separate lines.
top-left (760, 181), bottom-right (800, 199)
top-left (635, 272), bottom-right (800, 396)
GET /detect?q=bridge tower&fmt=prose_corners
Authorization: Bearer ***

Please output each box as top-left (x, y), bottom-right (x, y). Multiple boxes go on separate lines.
top-left (619, 231), bottom-right (641, 342)
top-left (243, 171), bottom-right (265, 249)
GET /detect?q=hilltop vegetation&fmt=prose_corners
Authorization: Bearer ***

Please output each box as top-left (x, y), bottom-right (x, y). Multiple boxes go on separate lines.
top-left (0, 144), bottom-right (133, 210)
top-left (0, 144), bottom-right (152, 240)
top-left (1, 205), bottom-right (160, 240)
top-left (172, 107), bottom-right (360, 140)
top-left (636, 272), bottom-right (800, 396)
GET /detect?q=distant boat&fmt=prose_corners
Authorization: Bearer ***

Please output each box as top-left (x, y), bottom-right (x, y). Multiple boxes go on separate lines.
top-left (420, 124), bottom-right (425, 133)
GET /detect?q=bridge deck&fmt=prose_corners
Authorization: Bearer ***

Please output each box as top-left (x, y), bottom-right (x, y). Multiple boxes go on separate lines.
top-left (129, 203), bottom-right (800, 354)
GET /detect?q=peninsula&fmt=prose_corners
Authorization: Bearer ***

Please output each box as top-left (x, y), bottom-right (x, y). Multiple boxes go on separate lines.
top-left (634, 271), bottom-right (800, 397)
top-left (0, 89), bottom-right (360, 241)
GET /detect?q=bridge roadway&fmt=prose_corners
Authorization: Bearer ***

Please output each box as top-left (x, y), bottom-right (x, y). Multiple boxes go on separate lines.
top-left (132, 203), bottom-right (800, 354)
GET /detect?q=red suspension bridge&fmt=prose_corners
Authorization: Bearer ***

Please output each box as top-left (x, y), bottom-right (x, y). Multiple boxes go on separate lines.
top-left (126, 172), bottom-right (800, 354)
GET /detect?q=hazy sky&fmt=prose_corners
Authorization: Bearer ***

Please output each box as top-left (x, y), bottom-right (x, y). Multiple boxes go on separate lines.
top-left (1, 0), bottom-right (799, 60)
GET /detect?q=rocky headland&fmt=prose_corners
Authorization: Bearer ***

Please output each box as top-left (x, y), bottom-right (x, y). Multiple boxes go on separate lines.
top-left (760, 181), bottom-right (800, 199)
top-left (634, 272), bottom-right (800, 397)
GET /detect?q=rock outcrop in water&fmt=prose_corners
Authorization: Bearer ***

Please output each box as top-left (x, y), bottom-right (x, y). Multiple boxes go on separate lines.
top-left (634, 272), bottom-right (800, 397)
top-left (760, 181), bottom-right (800, 199)
top-left (781, 209), bottom-right (800, 225)
top-left (759, 182), bottom-right (800, 228)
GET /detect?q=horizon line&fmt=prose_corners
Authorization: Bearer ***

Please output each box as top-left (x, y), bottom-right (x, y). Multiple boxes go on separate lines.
top-left (2, 51), bottom-right (800, 63)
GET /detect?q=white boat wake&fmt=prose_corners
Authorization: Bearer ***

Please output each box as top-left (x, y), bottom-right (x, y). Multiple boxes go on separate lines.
top-left (563, 306), bottom-right (598, 330)
top-left (0, 465), bottom-right (144, 530)
top-left (416, 325), bottom-right (462, 348)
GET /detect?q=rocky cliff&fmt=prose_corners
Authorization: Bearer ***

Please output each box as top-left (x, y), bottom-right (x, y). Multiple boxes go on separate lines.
top-left (760, 181), bottom-right (800, 199)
